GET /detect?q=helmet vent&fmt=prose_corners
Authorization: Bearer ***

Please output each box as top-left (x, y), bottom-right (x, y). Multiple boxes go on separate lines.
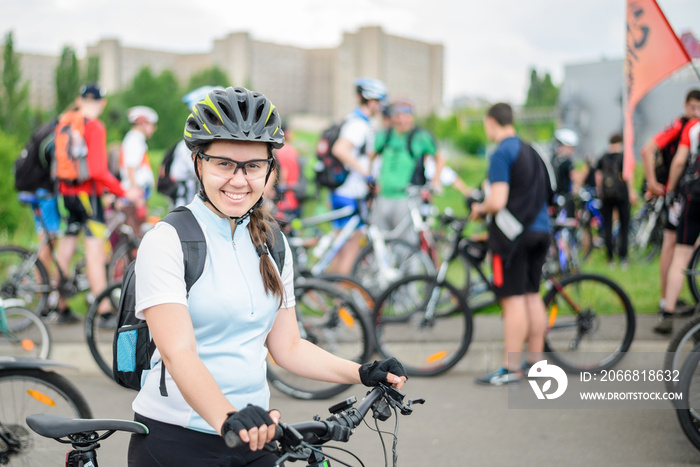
top-left (219, 101), bottom-right (235, 123)
top-left (203, 108), bottom-right (222, 127)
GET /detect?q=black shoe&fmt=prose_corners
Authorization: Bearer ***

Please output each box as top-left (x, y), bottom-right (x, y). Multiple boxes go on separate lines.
top-left (98, 312), bottom-right (117, 330)
top-left (55, 308), bottom-right (80, 325)
top-left (652, 312), bottom-right (673, 335)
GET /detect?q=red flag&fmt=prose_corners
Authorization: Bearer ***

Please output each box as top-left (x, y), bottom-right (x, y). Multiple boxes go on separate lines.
top-left (623, 0), bottom-right (692, 180)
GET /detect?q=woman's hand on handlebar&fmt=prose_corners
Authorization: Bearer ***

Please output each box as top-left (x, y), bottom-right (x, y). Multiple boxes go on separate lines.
top-left (359, 357), bottom-right (408, 390)
top-left (221, 405), bottom-right (281, 452)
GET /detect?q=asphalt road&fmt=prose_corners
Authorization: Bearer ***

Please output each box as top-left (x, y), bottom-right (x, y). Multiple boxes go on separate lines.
top-left (32, 314), bottom-right (700, 466)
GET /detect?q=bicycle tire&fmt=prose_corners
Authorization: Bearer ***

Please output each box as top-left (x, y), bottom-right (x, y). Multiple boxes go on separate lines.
top-left (316, 273), bottom-right (376, 315)
top-left (351, 239), bottom-right (435, 296)
top-left (675, 343), bottom-right (700, 452)
top-left (107, 240), bottom-right (138, 283)
top-left (372, 274), bottom-right (473, 377)
top-left (664, 314), bottom-right (700, 393)
top-left (0, 246), bottom-right (50, 316)
top-left (85, 283), bottom-right (122, 379)
top-left (0, 368), bottom-right (92, 466)
top-left (543, 273), bottom-right (636, 373)
top-left (267, 279), bottom-right (373, 400)
top-left (687, 246), bottom-right (700, 304)
top-left (0, 307), bottom-right (51, 359)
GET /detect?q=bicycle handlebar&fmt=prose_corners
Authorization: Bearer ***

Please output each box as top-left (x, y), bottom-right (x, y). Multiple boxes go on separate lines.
top-left (223, 384), bottom-right (424, 457)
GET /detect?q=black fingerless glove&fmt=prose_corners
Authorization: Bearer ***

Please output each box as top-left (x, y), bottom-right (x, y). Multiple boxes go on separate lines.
top-left (359, 357), bottom-right (407, 387)
top-left (221, 404), bottom-right (274, 437)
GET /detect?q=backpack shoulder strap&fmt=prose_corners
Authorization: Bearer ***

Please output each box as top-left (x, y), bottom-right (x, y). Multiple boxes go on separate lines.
top-left (161, 206), bottom-right (206, 292)
top-left (406, 126), bottom-right (422, 160)
top-left (266, 224), bottom-right (286, 275)
top-left (375, 127), bottom-right (394, 156)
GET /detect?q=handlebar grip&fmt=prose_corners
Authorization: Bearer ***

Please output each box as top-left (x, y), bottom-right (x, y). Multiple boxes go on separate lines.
top-left (223, 425), bottom-right (284, 449)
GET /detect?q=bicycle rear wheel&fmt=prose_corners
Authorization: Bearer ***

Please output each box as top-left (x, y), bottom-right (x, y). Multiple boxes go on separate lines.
top-left (316, 273), bottom-right (375, 316)
top-left (676, 344), bottom-right (700, 452)
top-left (267, 279), bottom-right (372, 400)
top-left (543, 273), bottom-right (636, 373)
top-left (0, 368), bottom-right (92, 466)
top-left (373, 274), bottom-right (473, 377)
top-left (107, 240), bottom-right (138, 283)
top-left (85, 283), bottom-right (121, 379)
top-left (0, 246), bottom-right (50, 316)
top-left (0, 307), bottom-right (51, 359)
top-left (687, 246), bottom-right (700, 304)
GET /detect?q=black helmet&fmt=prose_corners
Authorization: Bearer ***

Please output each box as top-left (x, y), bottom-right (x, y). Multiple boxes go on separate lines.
top-left (184, 86), bottom-right (284, 151)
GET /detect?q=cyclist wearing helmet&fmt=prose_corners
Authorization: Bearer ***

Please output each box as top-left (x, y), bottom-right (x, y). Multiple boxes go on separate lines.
top-left (120, 105), bottom-right (158, 236)
top-left (328, 77), bottom-right (386, 274)
top-left (551, 128), bottom-right (579, 216)
top-left (127, 87), bottom-right (407, 467)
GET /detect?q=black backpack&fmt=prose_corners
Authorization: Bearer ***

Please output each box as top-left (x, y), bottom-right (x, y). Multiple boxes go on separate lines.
top-left (13, 118), bottom-right (58, 192)
top-left (656, 116), bottom-right (691, 184)
top-left (678, 138), bottom-right (700, 202)
top-left (113, 206), bottom-right (286, 394)
top-left (375, 126), bottom-right (427, 186)
top-left (156, 142), bottom-right (180, 201)
top-left (599, 152), bottom-right (627, 201)
top-left (313, 122), bottom-right (349, 189)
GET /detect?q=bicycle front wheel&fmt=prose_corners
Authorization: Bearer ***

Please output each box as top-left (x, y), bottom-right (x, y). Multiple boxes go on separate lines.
top-left (676, 344), bottom-right (700, 452)
top-left (85, 283), bottom-right (121, 379)
top-left (373, 274), bottom-right (473, 377)
top-left (0, 368), bottom-right (92, 466)
top-left (0, 246), bottom-right (50, 316)
top-left (0, 307), bottom-right (51, 359)
top-left (543, 273), bottom-right (636, 373)
top-left (267, 279), bottom-right (372, 400)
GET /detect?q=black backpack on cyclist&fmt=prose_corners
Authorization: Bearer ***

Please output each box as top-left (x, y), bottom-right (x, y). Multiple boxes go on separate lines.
top-left (314, 122), bottom-right (349, 189)
top-left (13, 118), bottom-right (58, 192)
top-left (155, 141), bottom-right (180, 201)
top-left (113, 206), bottom-right (286, 394)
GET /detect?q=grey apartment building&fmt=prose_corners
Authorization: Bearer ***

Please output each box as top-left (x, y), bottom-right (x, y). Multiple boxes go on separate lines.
top-left (12, 26), bottom-right (444, 120)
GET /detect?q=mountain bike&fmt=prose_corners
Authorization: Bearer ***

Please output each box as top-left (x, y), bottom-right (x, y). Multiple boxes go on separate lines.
top-left (0, 357), bottom-right (93, 465)
top-left (372, 210), bottom-right (636, 377)
top-left (287, 193), bottom-right (434, 296)
top-left (628, 195), bottom-right (665, 263)
top-left (0, 297), bottom-right (51, 359)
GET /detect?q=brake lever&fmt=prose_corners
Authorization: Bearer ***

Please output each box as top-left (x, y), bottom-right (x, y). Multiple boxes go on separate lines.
top-left (401, 398), bottom-right (426, 416)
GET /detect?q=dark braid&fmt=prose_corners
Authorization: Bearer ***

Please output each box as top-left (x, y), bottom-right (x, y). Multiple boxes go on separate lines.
top-left (248, 206), bottom-right (285, 307)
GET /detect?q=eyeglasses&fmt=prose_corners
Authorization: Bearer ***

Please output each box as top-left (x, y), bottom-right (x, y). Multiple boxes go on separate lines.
top-left (198, 153), bottom-right (273, 180)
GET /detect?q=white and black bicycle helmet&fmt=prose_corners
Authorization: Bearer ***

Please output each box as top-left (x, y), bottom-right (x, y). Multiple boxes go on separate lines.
top-left (184, 86), bottom-right (284, 151)
top-left (355, 77), bottom-right (387, 102)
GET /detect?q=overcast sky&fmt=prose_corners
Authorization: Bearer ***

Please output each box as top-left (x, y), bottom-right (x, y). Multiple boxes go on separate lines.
top-left (2, 0), bottom-right (698, 104)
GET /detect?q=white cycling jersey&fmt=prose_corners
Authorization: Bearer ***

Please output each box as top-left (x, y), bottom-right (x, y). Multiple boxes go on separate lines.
top-left (132, 196), bottom-right (295, 434)
top-left (333, 111), bottom-right (374, 199)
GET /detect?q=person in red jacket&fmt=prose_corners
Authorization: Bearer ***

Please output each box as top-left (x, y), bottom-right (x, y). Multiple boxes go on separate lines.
top-left (52, 84), bottom-right (140, 325)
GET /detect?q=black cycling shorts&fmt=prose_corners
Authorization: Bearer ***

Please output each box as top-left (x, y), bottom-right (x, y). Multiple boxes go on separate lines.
top-left (491, 232), bottom-right (550, 299)
top-left (63, 193), bottom-right (106, 238)
top-left (677, 198), bottom-right (700, 246)
top-left (128, 414), bottom-right (281, 467)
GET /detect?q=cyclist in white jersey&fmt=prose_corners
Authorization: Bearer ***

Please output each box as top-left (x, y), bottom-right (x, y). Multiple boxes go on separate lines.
top-left (127, 86), bottom-right (406, 467)
top-left (327, 78), bottom-right (386, 274)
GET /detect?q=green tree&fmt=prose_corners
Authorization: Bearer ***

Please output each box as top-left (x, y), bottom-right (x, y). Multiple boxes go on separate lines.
top-left (0, 128), bottom-right (31, 236)
top-left (0, 31), bottom-right (31, 141)
top-left (55, 46), bottom-right (81, 113)
top-left (186, 66), bottom-right (231, 91)
top-left (117, 67), bottom-right (183, 148)
top-left (525, 68), bottom-right (559, 108)
top-left (85, 55), bottom-right (100, 84)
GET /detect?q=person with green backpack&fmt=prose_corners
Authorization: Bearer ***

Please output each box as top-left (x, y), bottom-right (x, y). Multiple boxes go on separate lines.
top-left (126, 87), bottom-right (407, 467)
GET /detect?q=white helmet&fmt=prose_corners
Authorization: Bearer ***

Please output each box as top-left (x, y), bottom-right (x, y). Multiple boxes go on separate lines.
top-left (554, 128), bottom-right (579, 147)
top-left (182, 85), bottom-right (225, 110)
top-left (127, 106), bottom-right (158, 125)
top-left (354, 77), bottom-right (387, 101)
